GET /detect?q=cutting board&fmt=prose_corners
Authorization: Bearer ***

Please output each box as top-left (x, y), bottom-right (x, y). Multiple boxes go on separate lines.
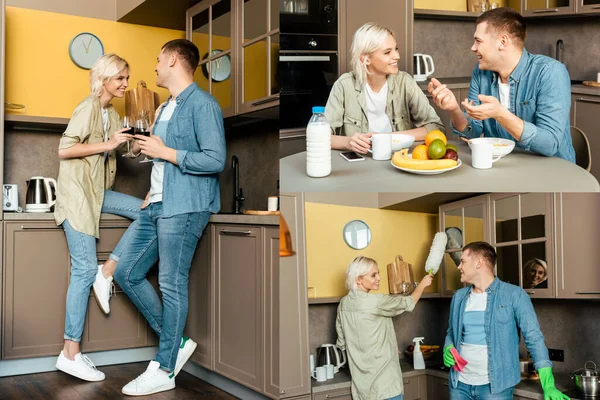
top-left (387, 255), bottom-right (414, 294)
top-left (583, 81), bottom-right (600, 88)
top-left (243, 210), bottom-right (280, 215)
top-left (125, 81), bottom-right (160, 124)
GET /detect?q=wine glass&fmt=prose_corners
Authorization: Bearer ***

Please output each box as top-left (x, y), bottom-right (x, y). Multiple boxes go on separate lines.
top-left (121, 116), bottom-right (136, 158)
top-left (137, 116), bottom-right (152, 164)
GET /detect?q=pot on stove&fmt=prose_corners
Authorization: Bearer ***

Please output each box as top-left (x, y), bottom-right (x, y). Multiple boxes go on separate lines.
top-left (571, 361), bottom-right (600, 397)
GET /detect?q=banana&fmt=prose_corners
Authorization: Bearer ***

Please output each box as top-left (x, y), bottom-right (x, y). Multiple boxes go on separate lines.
top-left (392, 149), bottom-right (458, 170)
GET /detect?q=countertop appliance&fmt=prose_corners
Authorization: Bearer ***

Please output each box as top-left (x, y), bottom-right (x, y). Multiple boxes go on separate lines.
top-left (3, 184), bottom-right (18, 211)
top-left (413, 53), bottom-right (435, 82)
top-left (25, 176), bottom-right (56, 213)
top-left (280, 0), bottom-right (338, 131)
top-left (317, 343), bottom-right (346, 373)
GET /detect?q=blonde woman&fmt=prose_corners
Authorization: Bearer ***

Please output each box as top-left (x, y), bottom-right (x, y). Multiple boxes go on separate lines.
top-left (325, 22), bottom-right (444, 154)
top-left (54, 54), bottom-right (143, 381)
top-left (336, 256), bottom-right (433, 400)
top-left (523, 258), bottom-right (548, 289)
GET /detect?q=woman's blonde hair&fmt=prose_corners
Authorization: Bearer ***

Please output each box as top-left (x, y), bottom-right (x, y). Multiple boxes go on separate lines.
top-left (345, 256), bottom-right (378, 291)
top-left (90, 53), bottom-right (129, 97)
top-left (350, 22), bottom-right (395, 87)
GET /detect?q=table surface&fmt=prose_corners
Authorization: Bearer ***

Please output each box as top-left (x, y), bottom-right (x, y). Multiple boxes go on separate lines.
top-left (280, 140), bottom-right (600, 193)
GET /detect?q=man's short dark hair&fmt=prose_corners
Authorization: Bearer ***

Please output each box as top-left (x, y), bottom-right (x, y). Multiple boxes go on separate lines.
top-left (463, 241), bottom-right (497, 269)
top-left (476, 7), bottom-right (526, 46)
top-left (161, 39), bottom-right (200, 73)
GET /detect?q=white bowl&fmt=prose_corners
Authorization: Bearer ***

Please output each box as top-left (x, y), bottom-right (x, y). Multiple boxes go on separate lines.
top-left (391, 133), bottom-right (415, 151)
top-left (468, 137), bottom-right (515, 158)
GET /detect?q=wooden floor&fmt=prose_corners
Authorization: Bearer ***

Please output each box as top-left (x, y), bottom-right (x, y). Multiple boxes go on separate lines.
top-left (0, 362), bottom-right (239, 399)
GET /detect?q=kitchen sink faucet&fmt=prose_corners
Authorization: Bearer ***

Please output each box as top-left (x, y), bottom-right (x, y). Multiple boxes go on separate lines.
top-left (232, 155), bottom-right (244, 214)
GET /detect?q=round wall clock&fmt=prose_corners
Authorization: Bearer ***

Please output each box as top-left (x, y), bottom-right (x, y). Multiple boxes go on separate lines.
top-left (69, 32), bottom-right (104, 70)
top-left (201, 50), bottom-right (231, 82)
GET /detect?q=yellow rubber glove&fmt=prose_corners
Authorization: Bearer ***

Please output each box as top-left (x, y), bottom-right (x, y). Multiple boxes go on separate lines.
top-left (538, 367), bottom-right (570, 400)
top-left (443, 345), bottom-right (455, 368)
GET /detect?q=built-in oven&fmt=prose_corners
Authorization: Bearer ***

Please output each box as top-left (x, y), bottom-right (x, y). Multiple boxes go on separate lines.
top-left (280, 0), bottom-right (337, 35)
top-left (279, 34), bottom-right (338, 131)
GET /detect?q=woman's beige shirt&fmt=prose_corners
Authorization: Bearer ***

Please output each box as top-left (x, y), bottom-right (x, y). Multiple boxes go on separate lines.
top-left (324, 71), bottom-right (444, 136)
top-left (54, 96), bottom-right (122, 238)
top-left (336, 290), bottom-right (415, 400)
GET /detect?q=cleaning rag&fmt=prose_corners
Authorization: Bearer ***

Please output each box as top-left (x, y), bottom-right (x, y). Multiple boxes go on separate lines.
top-left (450, 347), bottom-right (468, 372)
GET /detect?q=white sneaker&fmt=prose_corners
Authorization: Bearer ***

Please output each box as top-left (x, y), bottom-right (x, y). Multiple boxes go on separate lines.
top-left (55, 351), bottom-right (105, 381)
top-left (174, 336), bottom-right (197, 376)
top-left (92, 264), bottom-right (114, 314)
top-left (122, 360), bottom-right (175, 396)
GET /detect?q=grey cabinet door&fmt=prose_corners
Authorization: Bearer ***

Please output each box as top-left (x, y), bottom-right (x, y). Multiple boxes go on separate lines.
top-left (263, 226), bottom-right (280, 398)
top-left (427, 375), bottom-right (450, 400)
top-left (521, 0), bottom-right (575, 16)
top-left (187, 223), bottom-right (214, 369)
top-left (81, 224), bottom-right (148, 352)
top-left (214, 224), bottom-right (263, 391)
top-left (403, 375), bottom-right (427, 400)
top-left (313, 388), bottom-right (352, 400)
top-left (572, 95), bottom-right (600, 182)
top-left (3, 221), bottom-right (69, 359)
top-left (280, 193), bottom-right (311, 398)
top-left (556, 193), bottom-right (600, 299)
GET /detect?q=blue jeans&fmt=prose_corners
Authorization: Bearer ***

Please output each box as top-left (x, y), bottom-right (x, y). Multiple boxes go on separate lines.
top-left (114, 202), bottom-right (210, 372)
top-left (386, 395), bottom-right (404, 400)
top-left (63, 190), bottom-right (143, 342)
top-left (449, 381), bottom-right (514, 400)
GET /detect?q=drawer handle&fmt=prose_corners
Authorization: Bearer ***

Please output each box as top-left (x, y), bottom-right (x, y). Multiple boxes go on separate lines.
top-left (219, 230), bottom-right (252, 236)
top-left (325, 393), bottom-right (351, 399)
top-left (576, 97), bottom-right (600, 104)
top-left (526, 290), bottom-right (535, 295)
top-left (531, 8), bottom-right (559, 13)
top-left (443, 382), bottom-right (449, 386)
top-left (575, 291), bottom-right (600, 294)
top-left (251, 95), bottom-right (279, 107)
top-left (20, 225), bottom-right (61, 230)
top-left (404, 379), bottom-right (411, 384)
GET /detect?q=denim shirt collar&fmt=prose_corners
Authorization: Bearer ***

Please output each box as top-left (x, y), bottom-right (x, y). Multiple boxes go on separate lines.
top-left (491, 49), bottom-right (530, 85)
top-left (466, 276), bottom-right (501, 295)
top-left (164, 82), bottom-right (198, 106)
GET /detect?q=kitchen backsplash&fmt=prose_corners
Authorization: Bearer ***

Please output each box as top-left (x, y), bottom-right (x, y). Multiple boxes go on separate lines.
top-left (413, 15), bottom-right (600, 82)
top-left (3, 120), bottom-right (279, 213)
top-left (310, 297), bottom-right (600, 374)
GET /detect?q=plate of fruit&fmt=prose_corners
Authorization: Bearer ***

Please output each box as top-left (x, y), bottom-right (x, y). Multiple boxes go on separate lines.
top-left (404, 344), bottom-right (440, 361)
top-left (391, 130), bottom-right (461, 175)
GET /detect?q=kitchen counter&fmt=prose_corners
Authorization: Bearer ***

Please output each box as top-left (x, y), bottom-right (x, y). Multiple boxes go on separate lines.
top-left (2, 212), bottom-right (279, 225)
top-left (417, 77), bottom-right (471, 90)
top-left (280, 140), bottom-right (599, 192)
top-left (571, 84), bottom-right (600, 96)
top-left (312, 361), bottom-right (579, 399)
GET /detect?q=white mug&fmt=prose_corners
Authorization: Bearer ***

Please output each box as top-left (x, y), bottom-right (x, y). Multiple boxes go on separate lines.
top-left (471, 141), bottom-right (502, 169)
top-left (368, 134), bottom-right (392, 160)
top-left (312, 366), bottom-right (327, 382)
top-left (325, 364), bottom-right (334, 379)
top-left (268, 196), bottom-right (278, 212)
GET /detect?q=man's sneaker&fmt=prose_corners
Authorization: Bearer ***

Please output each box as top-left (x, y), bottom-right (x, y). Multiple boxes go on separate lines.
top-left (55, 351), bottom-right (105, 382)
top-left (122, 360), bottom-right (175, 396)
top-left (92, 264), bottom-right (114, 314)
top-left (174, 336), bottom-right (197, 376)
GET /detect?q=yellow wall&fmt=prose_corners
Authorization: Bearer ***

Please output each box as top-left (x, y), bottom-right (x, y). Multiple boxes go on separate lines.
top-left (5, 6), bottom-right (184, 118)
top-left (305, 203), bottom-right (439, 298)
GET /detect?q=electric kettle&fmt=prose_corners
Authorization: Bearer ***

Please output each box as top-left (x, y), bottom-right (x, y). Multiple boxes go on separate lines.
top-left (317, 344), bottom-right (347, 373)
top-left (413, 53), bottom-right (435, 82)
top-left (25, 176), bottom-right (56, 213)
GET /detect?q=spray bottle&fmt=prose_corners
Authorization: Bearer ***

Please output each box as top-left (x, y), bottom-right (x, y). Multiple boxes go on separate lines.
top-left (412, 337), bottom-right (425, 370)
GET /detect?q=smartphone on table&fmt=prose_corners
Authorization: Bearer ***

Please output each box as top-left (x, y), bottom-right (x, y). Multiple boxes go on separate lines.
top-left (340, 151), bottom-right (365, 162)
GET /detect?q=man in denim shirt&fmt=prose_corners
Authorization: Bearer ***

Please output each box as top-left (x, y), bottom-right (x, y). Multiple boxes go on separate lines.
top-left (115, 39), bottom-right (226, 396)
top-left (428, 8), bottom-right (575, 163)
top-left (443, 242), bottom-right (568, 400)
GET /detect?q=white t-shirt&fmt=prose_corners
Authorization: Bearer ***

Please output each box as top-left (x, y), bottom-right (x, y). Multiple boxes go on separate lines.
top-left (498, 82), bottom-right (510, 109)
top-left (102, 108), bottom-right (109, 163)
top-left (365, 81), bottom-right (393, 133)
top-left (458, 291), bottom-right (490, 386)
top-left (148, 100), bottom-right (177, 204)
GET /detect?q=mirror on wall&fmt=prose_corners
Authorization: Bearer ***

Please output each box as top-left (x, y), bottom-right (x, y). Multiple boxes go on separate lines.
top-left (343, 220), bottom-right (371, 250)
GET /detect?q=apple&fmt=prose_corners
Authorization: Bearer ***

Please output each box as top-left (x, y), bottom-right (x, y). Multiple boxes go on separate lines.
top-left (443, 149), bottom-right (458, 161)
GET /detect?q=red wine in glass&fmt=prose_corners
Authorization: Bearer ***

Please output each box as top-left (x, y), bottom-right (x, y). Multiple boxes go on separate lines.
top-left (122, 116), bottom-right (136, 158)
top-left (137, 117), bottom-right (152, 163)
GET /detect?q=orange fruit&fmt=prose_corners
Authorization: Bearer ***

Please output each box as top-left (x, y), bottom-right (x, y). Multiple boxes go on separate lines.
top-left (412, 144), bottom-right (429, 160)
top-left (425, 130), bottom-right (447, 146)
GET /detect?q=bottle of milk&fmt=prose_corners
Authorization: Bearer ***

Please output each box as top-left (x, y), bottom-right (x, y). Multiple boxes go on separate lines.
top-left (306, 106), bottom-right (331, 178)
